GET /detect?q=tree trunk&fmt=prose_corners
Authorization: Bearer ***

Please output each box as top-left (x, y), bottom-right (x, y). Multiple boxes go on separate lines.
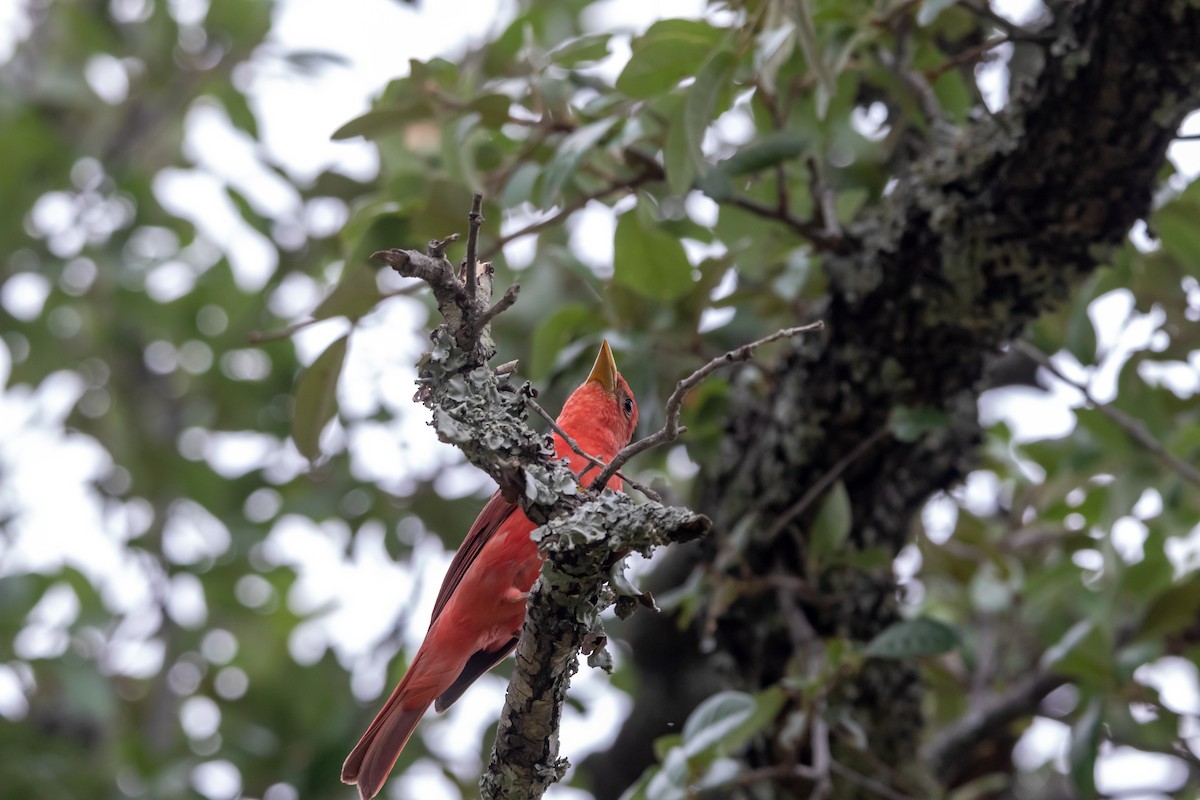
top-left (588, 2), bottom-right (1200, 795)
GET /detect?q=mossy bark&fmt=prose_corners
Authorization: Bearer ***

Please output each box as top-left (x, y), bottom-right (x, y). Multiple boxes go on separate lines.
top-left (590, 2), bottom-right (1200, 796)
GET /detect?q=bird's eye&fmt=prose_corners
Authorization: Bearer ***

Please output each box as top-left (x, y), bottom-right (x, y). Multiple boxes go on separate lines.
top-left (622, 397), bottom-right (634, 417)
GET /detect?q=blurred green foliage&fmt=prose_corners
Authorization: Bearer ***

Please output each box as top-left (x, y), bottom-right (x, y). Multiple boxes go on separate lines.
top-left (2, 0), bottom-right (1200, 799)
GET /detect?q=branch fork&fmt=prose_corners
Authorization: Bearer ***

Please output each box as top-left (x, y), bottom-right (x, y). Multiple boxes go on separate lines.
top-left (381, 194), bottom-right (822, 800)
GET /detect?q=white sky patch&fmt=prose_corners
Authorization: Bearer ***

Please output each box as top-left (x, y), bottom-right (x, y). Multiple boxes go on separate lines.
top-left (978, 383), bottom-right (1076, 442)
top-left (1110, 516), bottom-right (1148, 564)
top-left (183, 99), bottom-right (303, 220)
top-left (1013, 715), bottom-right (1069, 771)
top-left (248, 0), bottom-right (518, 184)
top-left (0, 271), bottom-right (51, 321)
top-left (153, 168), bottom-right (278, 291)
top-left (84, 53), bottom-right (131, 104)
top-left (975, 42), bottom-right (1012, 113)
top-left (1168, 110), bottom-right (1200, 180)
top-left (1096, 746), bottom-right (1188, 796)
top-left (569, 200), bottom-right (619, 276)
top-left (0, 0), bottom-right (32, 65)
top-left (920, 491), bottom-right (959, 544)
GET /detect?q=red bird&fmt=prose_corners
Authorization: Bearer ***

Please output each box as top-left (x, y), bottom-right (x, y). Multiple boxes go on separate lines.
top-left (342, 340), bottom-right (639, 799)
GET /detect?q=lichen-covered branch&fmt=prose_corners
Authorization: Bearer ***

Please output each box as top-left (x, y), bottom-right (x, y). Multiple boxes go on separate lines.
top-left (378, 194), bottom-right (713, 800)
top-left (482, 494), bottom-right (710, 800)
top-left (694, 1), bottom-right (1200, 796)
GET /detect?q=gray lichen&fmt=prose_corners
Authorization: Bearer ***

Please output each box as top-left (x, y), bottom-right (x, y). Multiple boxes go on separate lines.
top-left (374, 225), bottom-right (712, 800)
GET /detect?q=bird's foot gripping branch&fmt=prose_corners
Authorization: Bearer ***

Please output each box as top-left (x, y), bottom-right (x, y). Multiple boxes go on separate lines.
top-left (366, 193), bottom-right (820, 800)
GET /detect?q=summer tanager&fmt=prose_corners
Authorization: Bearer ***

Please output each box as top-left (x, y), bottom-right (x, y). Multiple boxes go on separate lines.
top-left (342, 340), bottom-right (639, 800)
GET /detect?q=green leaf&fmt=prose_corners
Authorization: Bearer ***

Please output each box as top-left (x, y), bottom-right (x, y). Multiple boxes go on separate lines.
top-left (1068, 696), bottom-right (1102, 797)
top-left (501, 162), bottom-right (542, 207)
top-left (613, 207), bottom-right (693, 301)
top-left (530, 303), bottom-right (599, 379)
top-left (697, 133), bottom-right (809, 200)
top-left (441, 112), bottom-right (483, 187)
top-left (917, 0), bottom-right (959, 26)
top-left (548, 33), bottom-right (612, 67)
top-left (311, 266), bottom-right (381, 322)
top-left (808, 481), bottom-right (851, 559)
top-left (664, 111), bottom-right (695, 196)
top-left (682, 691), bottom-right (756, 754)
top-left (683, 51), bottom-right (738, 177)
top-left (291, 335), bottom-right (348, 463)
top-left (343, 200), bottom-right (416, 268)
top-left (719, 132), bottom-right (810, 177)
top-left (1136, 577), bottom-right (1200, 642)
top-left (647, 748), bottom-right (689, 799)
top-left (789, 0), bottom-right (836, 118)
top-left (1154, 187), bottom-right (1200, 275)
top-left (616, 20), bottom-right (725, 99)
top-left (332, 105), bottom-right (428, 141)
top-left (932, 69), bottom-right (973, 124)
top-left (891, 406), bottom-right (950, 442)
top-left (1065, 292), bottom-right (1097, 365)
top-left (1041, 618), bottom-right (1112, 686)
top-left (617, 767), bottom-right (658, 800)
top-left (539, 117), bottom-right (619, 206)
top-left (865, 616), bottom-right (960, 659)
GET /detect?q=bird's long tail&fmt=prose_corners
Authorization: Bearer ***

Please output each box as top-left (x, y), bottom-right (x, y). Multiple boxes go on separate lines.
top-left (341, 654), bottom-right (435, 800)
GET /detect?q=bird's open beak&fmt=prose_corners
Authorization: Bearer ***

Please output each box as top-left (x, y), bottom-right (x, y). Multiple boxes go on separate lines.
top-left (586, 339), bottom-right (619, 394)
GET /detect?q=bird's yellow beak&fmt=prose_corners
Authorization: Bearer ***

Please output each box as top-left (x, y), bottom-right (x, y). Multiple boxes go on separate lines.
top-left (586, 339), bottom-right (619, 394)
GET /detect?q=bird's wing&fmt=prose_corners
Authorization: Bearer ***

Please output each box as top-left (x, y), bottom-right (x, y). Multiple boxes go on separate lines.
top-left (429, 489), bottom-right (517, 624)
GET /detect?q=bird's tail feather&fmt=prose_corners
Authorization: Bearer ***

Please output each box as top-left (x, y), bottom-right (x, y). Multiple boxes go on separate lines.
top-left (341, 666), bottom-right (433, 800)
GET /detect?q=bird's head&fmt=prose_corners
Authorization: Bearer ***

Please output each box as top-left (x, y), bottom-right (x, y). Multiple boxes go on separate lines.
top-left (558, 339), bottom-right (639, 457)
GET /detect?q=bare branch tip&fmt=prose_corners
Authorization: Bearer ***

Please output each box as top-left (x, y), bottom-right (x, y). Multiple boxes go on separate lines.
top-left (426, 234), bottom-right (460, 260)
top-left (464, 193), bottom-right (486, 308)
top-left (371, 248), bottom-right (410, 270)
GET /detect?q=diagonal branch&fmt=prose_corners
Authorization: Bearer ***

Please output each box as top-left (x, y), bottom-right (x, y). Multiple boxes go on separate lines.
top-left (1016, 342), bottom-right (1200, 489)
top-left (463, 193), bottom-right (484, 310)
top-left (380, 194), bottom-right (713, 800)
top-left (590, 321), bottom-right (826, 490)
top-left (922, 666), bottom-right (1066, 784)
top-left (525, 396), bottom-right (662, 503)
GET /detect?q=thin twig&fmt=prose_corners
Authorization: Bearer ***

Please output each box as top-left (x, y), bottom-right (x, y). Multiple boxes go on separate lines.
top-left (475, 283), bottom-right (521, 334)
top-left (805, 156), bottom-right (841, 240)
top-left (590, 322), bottom-right (826, 490)
top-left (924, 36), bottom-right (1012, 82)
top-left (808, 715), bottom-right (832, 800)
top-left (877, 46), bottom-right (947, 130)
top-left (735, 573), bottom-right (828, 606)
top-left (479, 171), bottom-right (658, 261)
top-left (526, 396), bottom-right (662, 502)
top-left (922, 664), bottom-right (1066, 784)
top-left (765, 425), bottom-right (891, 540)
top-left (465, 193), bottom-right (484, 310)
top-left (248, 316), bottom-right (325, 344)
top-left (494, 360), bottom-right (520, 375)
top-left (727, 195), bottom-right (848, 252)
top-left (1017, 342), bottom-right (1200, 489)
top-left (428, 233), bottom-right (459, 261)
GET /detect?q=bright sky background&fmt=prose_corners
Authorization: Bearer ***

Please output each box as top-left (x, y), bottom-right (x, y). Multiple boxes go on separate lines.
top-left (2, 0), bottom-right (1200, 798)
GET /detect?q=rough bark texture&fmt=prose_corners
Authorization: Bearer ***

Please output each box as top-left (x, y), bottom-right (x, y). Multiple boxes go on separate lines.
top-left (590, 2), bottom-right (1200, 796)
top-left (378, 223), bottom-right (714, 800)
top-left (482, 497), bottom-right (710, 800)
